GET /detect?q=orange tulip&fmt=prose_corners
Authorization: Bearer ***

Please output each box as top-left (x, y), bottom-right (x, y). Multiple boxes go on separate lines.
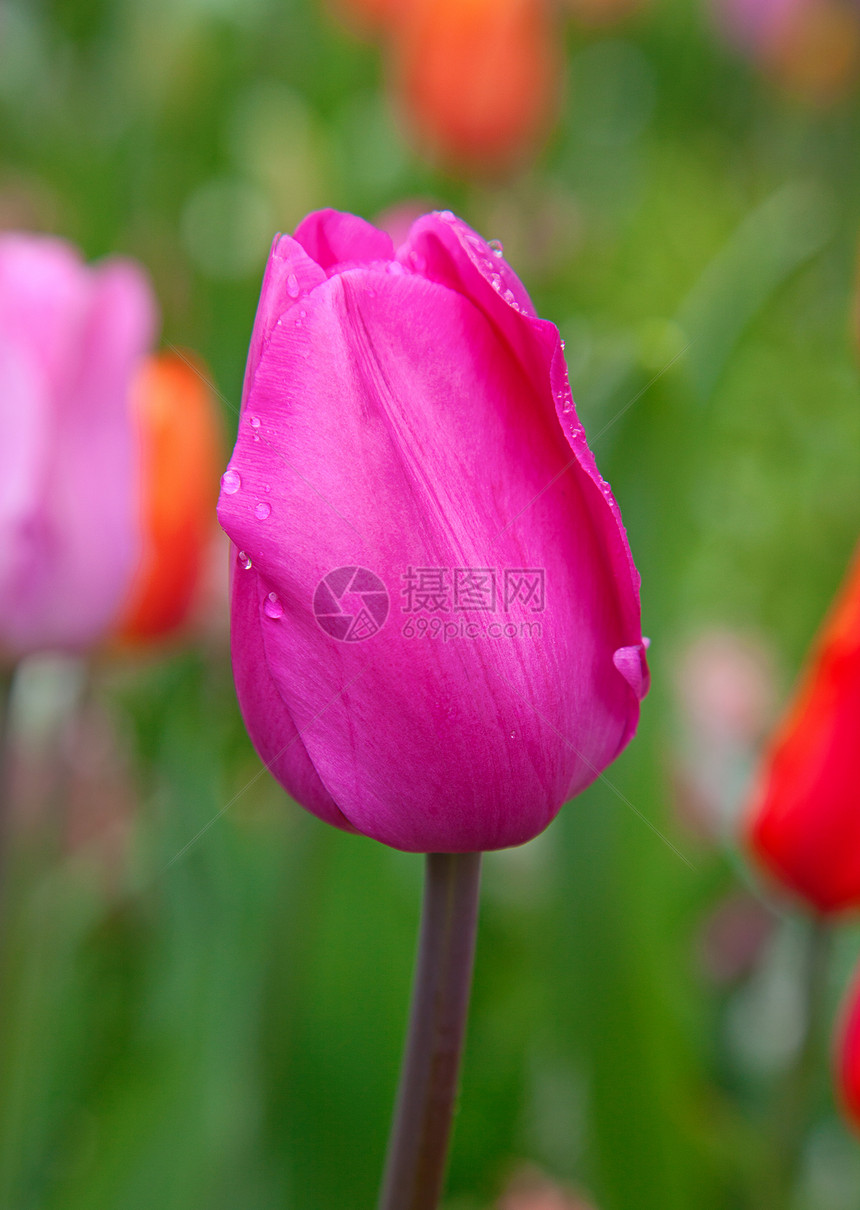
top-left (389, 0), bottom-right (559, 174)
top-left (744, 546), bottom-right (860, 913)
top-left (117, 351), bottom-right (222, 643)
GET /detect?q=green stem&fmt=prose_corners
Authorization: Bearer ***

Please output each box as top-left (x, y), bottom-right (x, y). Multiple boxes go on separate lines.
top-left (378, 851), bottom-right (482, 1210)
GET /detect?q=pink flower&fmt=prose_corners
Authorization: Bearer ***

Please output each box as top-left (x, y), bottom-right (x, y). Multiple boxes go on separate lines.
top-left (218, 209), bottom-right (648, 852)
top-left (711, 0), bottom-right (804, 55)
top-left (710, 0), bottom-right (860, 103)
top-left (0, 234), bottom-right (156, 657)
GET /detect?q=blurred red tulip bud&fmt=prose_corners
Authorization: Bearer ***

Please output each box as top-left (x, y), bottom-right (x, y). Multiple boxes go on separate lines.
top-left (116, 352), bottom-right (222, 644)
top-left (744, 547), bottom-right (860, 913)
top-left (389, 0), bottom-right (560, 175)
top-left (836, 963), bottom-right (860, 1132)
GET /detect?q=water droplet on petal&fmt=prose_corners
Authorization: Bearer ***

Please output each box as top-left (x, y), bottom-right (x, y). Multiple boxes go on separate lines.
top-left (255, 501), bottom-right (271, 520)
top-left (221, 468), bottom-right (241, 494)
top-left (264, 483), bottom-right (271, 493)
top-left (264, 592), bottom-right (283, 619)
top-left (488, 239), bottom-right (504, 256)
top-left (510, 730), bottom-right (517, 739)
top-left (248, 415), bottom-right (261, 429)
top-left (286, 272), bottom-right (300, 298)
top-left (613, 643), bottom-right (650, 701)
top-left (237, 550), bottom-right (252, 570)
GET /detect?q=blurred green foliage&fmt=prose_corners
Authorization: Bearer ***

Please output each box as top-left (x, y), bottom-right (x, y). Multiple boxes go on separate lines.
top-left (2, 0), bottom-right (860, 1208)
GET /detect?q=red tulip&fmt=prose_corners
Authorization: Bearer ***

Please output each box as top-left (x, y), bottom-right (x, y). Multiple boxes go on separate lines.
top-left (745, 547), bottom-right (860, 913)
top-left (116, 352), bottom-right (222, 643)
top-left (836, 961), bottom-right (860, 1134)
top-left (389, 0), bottom-right (560, 175)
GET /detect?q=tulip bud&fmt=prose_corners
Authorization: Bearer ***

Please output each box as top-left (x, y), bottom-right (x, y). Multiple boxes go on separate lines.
top-left (388, 0), bottom-right (560, 175)
top-left (0, 233), bottom-right (156, 658)
top-left (836, 962), bottom-right (860, 1132)
top-left (744, 547), bottom-right (860, 913)
top-left (218, 208), bottom-right (648, 853)
top-left (116, 352), bottom-right (222, 643)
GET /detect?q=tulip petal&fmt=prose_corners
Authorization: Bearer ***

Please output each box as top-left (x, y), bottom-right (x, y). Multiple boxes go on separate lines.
top-left (244, 235), bottom-right (326, 410)
top-left (399, 211), bottom-right (645, 651)
top-left (229, 547), bottom-right (357, 832)
top-left (294, 209), bottom-right (396, 272)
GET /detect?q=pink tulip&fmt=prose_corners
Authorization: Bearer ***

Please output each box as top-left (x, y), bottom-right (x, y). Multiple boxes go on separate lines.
top-left (711, 0), bottom-right (804, 55)
top-left (218, 209), bottom-right (648, 852)
top-left (0, 233), bottom-right (156, 657)
top-left (711, 0), bottom-right (860, 103)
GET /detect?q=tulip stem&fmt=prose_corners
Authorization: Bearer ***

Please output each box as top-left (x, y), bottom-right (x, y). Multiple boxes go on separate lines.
top-left (378, 851), bottom-right (482, 1210)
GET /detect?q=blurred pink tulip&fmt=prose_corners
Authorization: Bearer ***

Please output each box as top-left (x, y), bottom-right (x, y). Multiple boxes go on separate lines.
top-left (0, 235), bottom-right (156, 658)
top-left (711, 0), bottom-right (804, 54)
top-left (711, 0), bottom-right (860, 101)
top-left (218, 208), bottom-right (648, 853)
top-left (497, 1167), bottom-right (597, 1210)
